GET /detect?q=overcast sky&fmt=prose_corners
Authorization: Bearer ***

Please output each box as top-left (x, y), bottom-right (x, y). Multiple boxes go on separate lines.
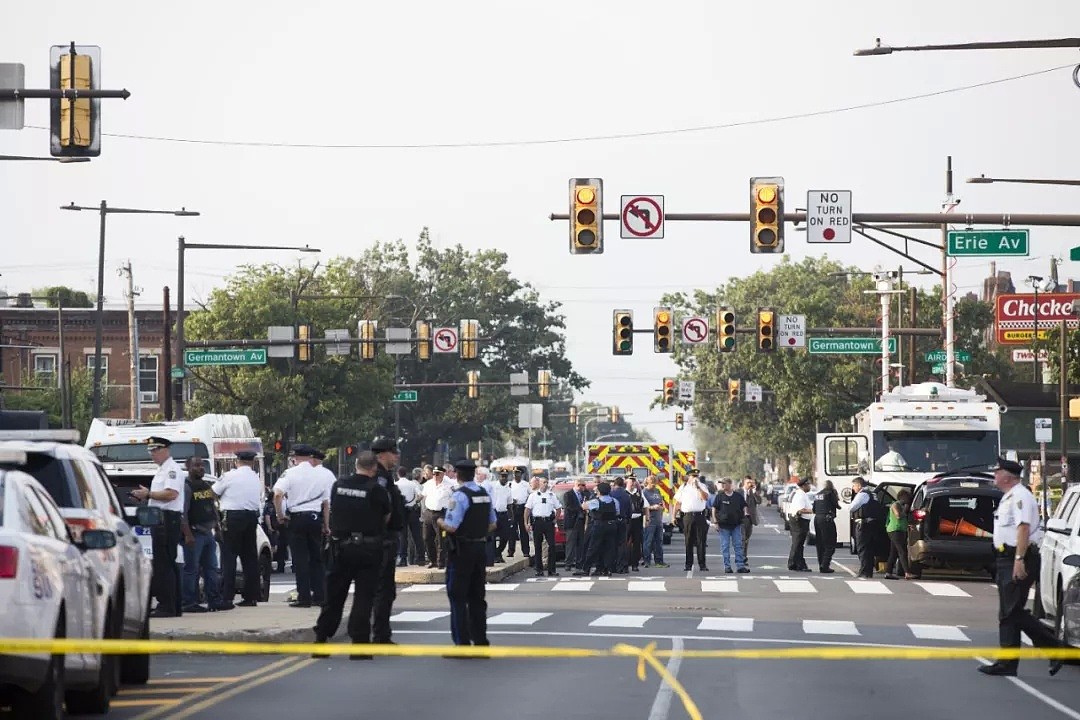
top-left (3, 1), bottom-right (1080, 450)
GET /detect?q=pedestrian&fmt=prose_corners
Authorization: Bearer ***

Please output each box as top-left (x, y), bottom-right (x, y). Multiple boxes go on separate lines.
top-left (508, 467), bottom-right (531, 558)
top-left (573, 481), bottom-right (620, 577)
top-left (421, 466), bottom-right (452, 568)
top-left (489, 470), bottom-right (512, 564)
top-left (640, 476), bottom-right (668, 568)
top-left (180, 456), bottom-right (228, 613)
top-left (626, 478), bottom-right (645, 572)
top-left (884, 488), bottom-right (915, 580)
top-left (741, 476), bottom-right (760, 566)
top-left (213, 449), bottom-right (265, 607)
top-left (609, 474), bottom-right (633, 573)
top-left (395, 466), bottom-right (424, 567)
top-left (130, 436), bottom-right (185, 618)
top-left (561, 478), bottom-right (589, 570)
top-left (313, 451), bottom-right (391, 660)
top-left (786, 477), bottom-right (813, 572)
top-left (273, 444), bottom-right (331, 608)
top-left (524, 476), bottom-right (561, 577)
top-left (711, 478), bottom-right (749, 573)
top-left (979, 457), bottom-right (1063, 677)
top-left (370, 436), bottom-right (405, 646)
top-left (812, 479), bottom-right (840, 573)
top-left (674, 469), bottom-right (710, 572)
top-left (437, 458), bottom-right (496, 650)
top-left (848, 477), bottom-right (882, 578)
top-left (474, 466), bottom-right (497, 567)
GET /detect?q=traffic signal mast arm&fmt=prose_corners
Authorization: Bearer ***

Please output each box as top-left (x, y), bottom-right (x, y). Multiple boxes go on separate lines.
top-left (550, 210), bottom-right (1080, 226)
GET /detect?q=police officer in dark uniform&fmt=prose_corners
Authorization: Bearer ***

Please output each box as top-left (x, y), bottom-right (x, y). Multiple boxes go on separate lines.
top-left (849, 477), bottom-right (882, 578)
top-left (437, 457), bottom-right (496, 650)
top-left (313, 450), bottom-right (391, 660)
top-left (370, 436), bottom-right (405, 645)
top-left (573, 481), bottom-right (620, 577)
top-left (812, 480), bottom-right (840, 573)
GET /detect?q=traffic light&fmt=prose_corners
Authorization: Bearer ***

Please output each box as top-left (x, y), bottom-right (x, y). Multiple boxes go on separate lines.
top-left (610, 406), bottom-right (620, 423)
top-left (654, 306), bottom-right (673, 353)
top-left (467, 370), bottom-right (479, 399)
top-left (345, 444), bottom-right (356, 458)
top-left (358, 320), bottom-right (377, 361)
top-left (612, 310), bottom-right (633, 355)
top-left (569, 178), bottom-right (604, 254)
top-left (750, 176), bottom-right (785, 254)
top-left (728, 379), bottom-right (740, 403)
top-left (757, 307), bottom-right (776, 352)
top-left (717, 306), bottom-right (736, 352)
top-left (50, 44), bottom-right (101, 157)
top-left (538, 369), bottom-right (552, 398)
top-left (273, 439), bottom-right (284, 453)
top-left (675, 412), bottom-right (684, 431)
top-left (662, 377), bottom-right (676, 406)
top-left (460, 319), bottom-right (479, 360)
top-left (297, 324), bottom-right (313, 362)
top-left (416, 321), bottom-right (432, 362)
top-left (569, 406), bottom-right (578, 425)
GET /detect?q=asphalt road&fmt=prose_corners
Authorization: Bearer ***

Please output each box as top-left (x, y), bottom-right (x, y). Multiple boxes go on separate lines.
top-left (25, 517), bottom-right (1080, 718)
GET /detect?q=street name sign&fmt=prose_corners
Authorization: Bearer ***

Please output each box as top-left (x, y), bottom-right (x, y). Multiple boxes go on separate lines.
top-left (925, 349), bottom-right (971, 363)
top-left (931, 363), bottom-right (945, 375)
top-left (776, 314), bottom-right (806, 348)
top-left (947, 230), bottom-right (1029, 257)
top-left (807, 337), bottom-right (896, 355)
top-left (392, 390), bottom-right (418, 403)
top-left (185, 348), bottom-right (267, 366)
top-left (805, 191), bottom-right (852, 244)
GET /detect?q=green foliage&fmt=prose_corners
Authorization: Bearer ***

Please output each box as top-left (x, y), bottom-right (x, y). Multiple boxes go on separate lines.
top-left (2, 367), bottom-right (103, 439)
top-left (32, 286), bottom-right (94, 308)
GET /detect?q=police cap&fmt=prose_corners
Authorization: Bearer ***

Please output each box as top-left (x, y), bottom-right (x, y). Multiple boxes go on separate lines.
top-left (452, 457), bottom-right (476, 471)
top-left (145, 436), bottom-right (172, 450)
top-left (235, 450), bottom-right (258, 461)
top-left (687, 468), bottom-right (700, 476)
top-left (433, 465), bottom-right (445, 474)
top-left (291, 444), bottom-right (316, 457)
top-left (992, 456), bottom-right (1024, 476)
top-left (311, 448), bottom-right (326, 460)
top-left (370, 436), bottom-right (398, 453)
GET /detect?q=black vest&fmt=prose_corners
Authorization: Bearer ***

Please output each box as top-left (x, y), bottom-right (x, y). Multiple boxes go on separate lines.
top-left (330, 475), bottom-right (390, 537)
top-left (376, 464), bottom-right (405, 533)
top-left (593, 497), bottom-right (617, 521)
top-left (186, 477), bottom-right (218, 526)
top-left (812, 490), bottom-right (834, 515)
top-left (457, 485), bottom-right (491, 540)
top-left (852, 490), bottom-right (883, 522)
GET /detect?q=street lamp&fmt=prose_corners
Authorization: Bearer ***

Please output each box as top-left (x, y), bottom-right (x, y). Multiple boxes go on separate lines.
top-left (61, 201), bottom-right (200, 419)
top-left (968, 174), bottom-right (1080, 187)
top-left (1027, 275), bottom-right (1055, 384)
top-left (854, 36), bottom-right (1080, 56)
top-left (175, 238), bottom-right (321, 419)
top-left (0, 154), bottom-right (90, 163)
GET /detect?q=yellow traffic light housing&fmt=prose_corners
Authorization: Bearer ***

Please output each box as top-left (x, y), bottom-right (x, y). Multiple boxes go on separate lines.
top-left (467, 370), bottom-right (480, 399)
top-left (570, 178), bottom-right (604, 254)
top-left (654, 306), bottom-right (673, 354)
top-left (538, 369), bottom-right (552, 398)
top-left (675, 412), bottom-right (684, 431)
top-left (1070, 398), bottom-right (1080, 419)
top-left (717, 306), bottom-right (736, 352)
top-left (728, 379), bottom-right (740, 403)
top-left (416, 321), bottom-right (432, 362)
top-left (50, 44), bottom-right (101, 157)
top-left (613, 309), bottom-right (633, 356)
top-left (610, 406), bottom-right (620, 423)
top-left (297, 324), bottom-right (313, 363)
top-left (569, 406), bottom-right (578, 425)
top-left (757, 307), bottom-right (775, 352)
top-left (358, 320), bottom-right (377, 361)
top-left (662, 377), bottom-right (676, 406)
top-left (460, 319), bottom-right (479, 360)
top-left (750, 176), bottom-right (785, 254)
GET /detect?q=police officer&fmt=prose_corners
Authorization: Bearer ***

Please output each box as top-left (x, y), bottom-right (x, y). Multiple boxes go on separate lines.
top-left (436, 458), bottom-right (496, 650)
top-left (313, 451), bottom-right (391, 660)
top-left (213, 450), bottom-right (265, 607)
top-left (273, 444), bottom-right (331, 608)
top-left (848, 477), bottom-right (881, 578)
top-left (181, 456), bottom-right (227, 613)
top-left (573, 481), bottom-right (620, 577)
top-left (131, 437), bottom-right (186, 617)
top-left (524, 476), bottom-right (561, 577)
top-left (370, 436), bottom-right (405, 645)
top-left (812, 479), bottom-right (840, 573)
top-left (980, 457), bottom-right (1063, 677)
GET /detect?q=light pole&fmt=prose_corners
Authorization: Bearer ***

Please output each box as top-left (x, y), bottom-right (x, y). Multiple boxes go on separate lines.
top-left (968, 175), bottom-right (1080, 187)
top-left (175, 239), bottom-right (321, 419)
top-left (1, 154), bottom-right (89, 163)
top-left (61, 201), bottom-right (199, 419)
top-left (1027, 276), bottom-right (1055, 384)
top-left (854, 37), bottom-right (1080, 56)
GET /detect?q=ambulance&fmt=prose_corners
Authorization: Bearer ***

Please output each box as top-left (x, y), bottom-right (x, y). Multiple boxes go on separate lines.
top-left (586, 442), bottom-right (676, 544)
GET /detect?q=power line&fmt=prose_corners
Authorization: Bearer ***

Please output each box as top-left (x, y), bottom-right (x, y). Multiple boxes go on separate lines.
top-left (22, 64), bottom-right (1070, 150)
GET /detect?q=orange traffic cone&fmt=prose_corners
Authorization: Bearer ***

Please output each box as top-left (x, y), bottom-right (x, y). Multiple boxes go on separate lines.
top-left (939, 518), bottom-right (991, 538)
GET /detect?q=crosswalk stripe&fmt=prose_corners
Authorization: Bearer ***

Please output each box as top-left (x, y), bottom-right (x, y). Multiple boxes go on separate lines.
top-left (914, 582), bottom-right (970, 597)
top-left (553, 581), bottom-right (594, 592)
top-left (774, 580), bottom-right (817, 593)
top-left (803, 620), bottom-right (860, 635)
top-left (487, 612), bottom-right (551, 625)
top-left (908, 624), bottom-right (971, 642)
top-left (701, 581), bottom-right (739, 593)
top-left (486, 584), bottom-right (520, 591)
top-left (590, 614), bottom-right (652, 628)
top-left (400, 584), bottom-right (443, 593)
top-left (845, 580), bottom-right (892, 595)
top-left (698, 617), bottom-right (754, 632)
top-left (391, 611), bottom-right (450, 622)
top-left (628, 581), bottom-right (666, 592)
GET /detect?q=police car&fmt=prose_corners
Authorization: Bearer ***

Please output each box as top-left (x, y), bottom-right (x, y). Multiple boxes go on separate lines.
top-left (0, 448), bottom-right (125, 718)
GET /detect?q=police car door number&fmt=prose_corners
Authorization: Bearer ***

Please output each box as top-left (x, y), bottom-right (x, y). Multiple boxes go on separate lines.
top-left (134, 526), bottom-right (152, 536)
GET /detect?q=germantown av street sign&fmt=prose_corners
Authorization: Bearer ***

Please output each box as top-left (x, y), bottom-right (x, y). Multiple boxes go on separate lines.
top-left (807, 337), bottom-right (896, 355)
top-left (184, 348), bottom-right (267, 366)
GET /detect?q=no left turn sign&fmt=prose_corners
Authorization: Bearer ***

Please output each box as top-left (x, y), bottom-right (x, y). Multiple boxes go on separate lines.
top-left (681, 317), bottom-right (709, 344)
top-left (620, 195), bottom-right (665, 239)
top-left (433, 327), bottom-right (458, 353)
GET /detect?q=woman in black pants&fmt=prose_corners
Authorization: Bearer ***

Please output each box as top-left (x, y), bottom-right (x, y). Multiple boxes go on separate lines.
top-left (884, 488), bottom-right (915, 579)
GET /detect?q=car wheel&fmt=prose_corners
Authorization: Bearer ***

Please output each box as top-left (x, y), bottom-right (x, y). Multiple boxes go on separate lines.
top-left (120, 603), bottom-right (151, 685)
top-left (259, 551), bottom-right (273, 603)
top-left (1053, 597), bottom-right (1074, 661)
top-left (14, 614), bottom-right (65, 720)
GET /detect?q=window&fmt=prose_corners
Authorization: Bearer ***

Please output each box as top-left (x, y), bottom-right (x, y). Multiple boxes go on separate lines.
top-left (68, 459), bottom-right (101, 511)
top-left (33, 353), bottom-right (57, 385)
top-left (86, 353), bottom-right (108, 384)
top-left (139, 355), bottom-right (158, 398)
top-left (825, 436), bottom-right (866, 476)
top-left (22, 486), bottom-right (61, 540)
top-left (32, 487), bottom-right (70, 541)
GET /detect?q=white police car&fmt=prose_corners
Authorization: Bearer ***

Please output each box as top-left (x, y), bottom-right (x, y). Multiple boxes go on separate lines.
top-left (0, 448), bottom-right (124, 718)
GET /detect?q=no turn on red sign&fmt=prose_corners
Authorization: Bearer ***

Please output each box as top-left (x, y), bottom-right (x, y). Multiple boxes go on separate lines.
top-left (777, 314), bottom-right (806, 348)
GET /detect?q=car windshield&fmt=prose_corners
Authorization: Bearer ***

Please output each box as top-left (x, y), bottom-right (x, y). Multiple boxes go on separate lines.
top-left (871, 431), bottom-right (998, 473)
top-left (90, 442), bottom-right (208, 464)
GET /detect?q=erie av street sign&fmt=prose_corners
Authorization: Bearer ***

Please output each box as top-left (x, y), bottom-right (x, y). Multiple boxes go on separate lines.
top-left (947, 230), bottom-right (1029, 257)
top-left (184, 348), bottom-right (267, 366)
top-left (807, 337), bottom-right (896, 355)
top-left (925, 350), bottom-right (971, 363)
top-left (392, 390), bottom-right (418, 403)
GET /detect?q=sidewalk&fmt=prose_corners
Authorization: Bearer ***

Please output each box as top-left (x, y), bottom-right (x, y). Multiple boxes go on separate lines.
top-left (149, 556), bottom-right (530, 642)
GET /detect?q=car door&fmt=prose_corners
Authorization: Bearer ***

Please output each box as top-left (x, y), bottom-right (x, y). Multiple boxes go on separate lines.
top-left (1043, 490), bottom-right (1080, 616)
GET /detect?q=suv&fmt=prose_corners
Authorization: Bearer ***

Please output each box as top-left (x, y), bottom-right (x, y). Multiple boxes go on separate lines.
top-left (1037, 484), bottom-right (1080, 622)
top-left (0, 430), bottom-right (155, 686)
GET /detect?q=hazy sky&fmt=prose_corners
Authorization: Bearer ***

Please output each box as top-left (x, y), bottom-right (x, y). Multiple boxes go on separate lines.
top-left (3, 1), bottom-right (1080, 450)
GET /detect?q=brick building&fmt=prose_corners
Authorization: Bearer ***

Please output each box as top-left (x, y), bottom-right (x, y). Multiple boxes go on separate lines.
top-left (0, 301), bottom-right (180, 420)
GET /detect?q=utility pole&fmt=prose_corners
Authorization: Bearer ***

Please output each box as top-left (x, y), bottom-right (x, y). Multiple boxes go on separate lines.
top-left (120, 261), bottom-right (141, 418)
top-left (942, 156), bottom-right (960, 388)
top-left (163, 287), bottom-right (172, 420)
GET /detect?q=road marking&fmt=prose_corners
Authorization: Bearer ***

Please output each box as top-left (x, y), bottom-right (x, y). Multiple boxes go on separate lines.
top-left (590, 614), bottom-right (652, 628)
top-left (119, 688), bottom-right (216, 696)
top-left (701, 581), bottom-right (739, 593)
top-left (974, 656), bottom-right (1080, 720)
top-left (774, 579), bottom-right (816, 593)
top-left (486, 584), bottom-right (520, 591)
top-left (553, 581), bottom-right (594, 591)
top-left (160, 658), bottom-right (317, 720)
top-left (908, 624), bottom-right (970, 642)
top-left (390, 611), bottom-right (451, 622)
top-left (131, 657), bottom-right (301, 720)
top-left (628, 581), bottom-right (666, 592)
top-left (487, 612), bottom-right (551, 625)
top-left (914, 582), bottom-right (970, 597)
top-left (845, 580), bottom-right (892, 594)
top-left (831, 560), bottom-right (859, 577)
top-left (803, 620), bottom-right (860, 635)
top-left (648, 638), bottom-right (685, 720)
top-left (400, 584), bottom-right (443, 593)
top-left (144, 677), bottom-right (240, 684)
top-left (113, 700), bottom-right (183, 708)
top-left (697, 617), bottom-right (753, 632)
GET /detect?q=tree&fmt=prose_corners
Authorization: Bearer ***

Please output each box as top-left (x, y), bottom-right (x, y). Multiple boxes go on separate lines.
top-left (1, 366), bottom-right (103, 438)
top-left (33, 286), bottom-right (93, 308)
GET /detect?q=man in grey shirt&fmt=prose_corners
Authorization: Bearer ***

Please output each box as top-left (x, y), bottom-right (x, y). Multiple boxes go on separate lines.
top-left (640, 475), bottom-right (669, 568)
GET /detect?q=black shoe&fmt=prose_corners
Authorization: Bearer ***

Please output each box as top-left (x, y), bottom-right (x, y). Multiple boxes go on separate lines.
top-left (725, 567), bottom-right (733, 574)
top-left (819, 567), bottom-right (835, 574)
top-left (149, 608), bottom-right (177, 618)
top-left (209, 602), bottom-right (234, 611)
top-left (427, 563), bottom-right (437, 568)
top-left (684, 566), bottom-right (693, 571)
top-left (237, 599), bottom-right (257, 607)
top-left (737, 567), bottom-right (750, 574)
top-left (1050, 659), bottom-right (1064, 677)
top-left (311, 636), bottom-right (329, 658)
top-left (978, 663), bottom-right (1017, 677)
top-left (699, 566), bottom-right (710, 572)
top-left (289, 601), bottom-right (312, 608)
top-left (182, 604), bottom-right (208, 613)
top-left (547, 572), bottom-right (560, 577)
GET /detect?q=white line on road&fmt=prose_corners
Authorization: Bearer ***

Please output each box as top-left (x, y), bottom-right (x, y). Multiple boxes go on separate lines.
top-left (831, 560), bottom-right (859, 577)
top-left (487, 612), bottom-right (552, 625)
top-left (845, 580), bottom-right (892, 595)
top-left (774, 579), bottom-right (816, 593)
top-left (400, 584), bottom-right (442, 593)
top-left (553, 582), bottom-right (594, 592)
top-left (908, 624), bottom-right (970, 642)
top-left (590, 614), bottom-right (652, 628)
top-left (700, 581), bottom-right (739, 593)
top-left (391, 611), bottom-right (451, 622)
top-left (914, 582), bottom-right (971, 597)
top-left (697, 617), bottom-right (753, 632)
top-left (803, 620), bottom-right (860, 635)
top-left (647, 637), bottom-right (684, 720)
top-left (486, 584), bottom-right (520, 591)
top-left (628, 581), bottom-right (666, 592)
top-left (974, 656), bottom-right (1080, 720)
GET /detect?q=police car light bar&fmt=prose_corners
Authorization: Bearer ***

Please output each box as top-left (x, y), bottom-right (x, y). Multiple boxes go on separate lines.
top-left (0, 429), bottom-right (81, 443)
top-left (882, 414), bottom-right (990, 422)
top-left (0, 449), bottom-right (28, 465)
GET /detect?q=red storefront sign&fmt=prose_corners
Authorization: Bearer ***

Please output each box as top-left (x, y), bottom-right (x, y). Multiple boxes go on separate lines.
top-left (995, 293), bottom-right (1080, 344)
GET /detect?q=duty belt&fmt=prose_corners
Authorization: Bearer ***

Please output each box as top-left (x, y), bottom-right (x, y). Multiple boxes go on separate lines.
top-left (336, 533), bottom-right (385, 546)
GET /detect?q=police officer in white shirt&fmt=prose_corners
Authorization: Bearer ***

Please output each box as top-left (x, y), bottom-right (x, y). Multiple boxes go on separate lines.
top-left (213, 449), bottom-right (265, 607)
top-left (489, 470), bottom-right (513, 563)
top-left (674, 469), bottom-right (710, 572)
top-left (508, 467), bottom-right (532, 558)
top-left (395, 467), bottom-right (424, 567)
top-left (274, 444), bottom-right (331, 608)
top-left (130, 436), bottom-right (186, 617)
top-left (979, 457), bottom-right (1063, 677)
top-left (421, 467), bottom-right (452, 568)
top-left (524, 477), bottom-right (562, 576)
